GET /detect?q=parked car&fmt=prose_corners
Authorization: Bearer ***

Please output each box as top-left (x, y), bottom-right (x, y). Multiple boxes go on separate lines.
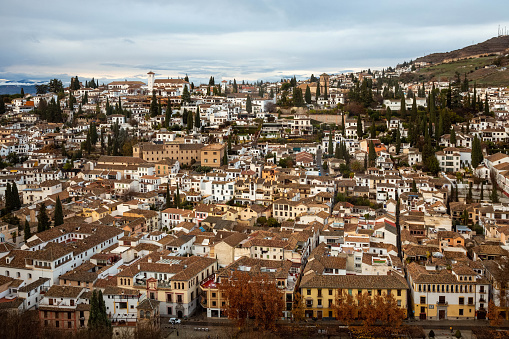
top-left (169, 318), bottom-right (181, 324)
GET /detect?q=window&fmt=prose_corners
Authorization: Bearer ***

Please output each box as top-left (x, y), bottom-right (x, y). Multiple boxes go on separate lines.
top-left (459, 297), bottom-right (464, 305)
top-left (459, 309), bottom-right (464, 316)
top-left (307, 289), bottom-right (311, 296)
top-left (420, 296), bottom-right (426, 304)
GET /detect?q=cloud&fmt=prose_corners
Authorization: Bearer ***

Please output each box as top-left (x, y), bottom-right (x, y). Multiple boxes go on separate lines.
top-left (0, 1), bottom-right (508, 83)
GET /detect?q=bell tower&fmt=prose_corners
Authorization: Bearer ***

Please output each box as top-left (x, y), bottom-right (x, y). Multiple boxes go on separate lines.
top-left (147, 71), bottom-right (155, 94)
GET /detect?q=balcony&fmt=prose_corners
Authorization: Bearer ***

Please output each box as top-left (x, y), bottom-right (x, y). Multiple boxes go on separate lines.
top-left (436, 301), bottom-right (448, 306)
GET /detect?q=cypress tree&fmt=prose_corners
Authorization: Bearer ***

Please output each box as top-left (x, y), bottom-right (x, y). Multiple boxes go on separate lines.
top-left (484, 96), bottom-right (489, 115)
top-left (54, 196), bottom-right (64, 226)
top-left (450, 128), bottom-right (456, 146)
top-left (24, 220), bottom-right (31, 242)
top-left (165, 100), bottom-right (172, 128)
top-left (11, 182), bottom-right (20, 210)
top-left (370, 121), bottom-right (376, 139)
top-left (400, 95), bottom-right (407, 119)
top-left (5, 183), bottom-right (12, 212)
top-left (223, 151), bottom-right (228, 166)
top-left (305, 85), bottom-right (311, 104)
top-left (195, 106), bottom-right (200, 128)
top-left (395, 128), bottom-right (401, 155)
top-left (491, 181), bottom-right (499, 203)
top-left (181, 85), bottom-right (191, 103)
top-left (175, 184), bottom-right (180, 208)
top-left (480, 182), bottom-right (484, 201)
top-left (328, 131), bottom-right (333, 156)
top-left (471, 136), bottom-right (483, 168)
top-left (150, 91), bottom-right (158, 117)
top-left (166, 184), bottom-right (171, 209)
top-left (187, 112), bottom-right (193, 130)
top-left (341, 114), bottom-right (345, 134)
top-left (246, 95), bottom-right (252, 113)
top-left (411, 179), bottom-right (417, 192)
top-left (315, 82), bottom-right (321, 101)
top-left (357, 115), bottom-right (363, 139)
top-left (37, 202), bottom-right (50, 232)
top-left (467, 182), bottom-right (473, 203)
top-left (368, 141), bottom-right (376, 167)
top-left (411, 96), bottom-right (417, 120)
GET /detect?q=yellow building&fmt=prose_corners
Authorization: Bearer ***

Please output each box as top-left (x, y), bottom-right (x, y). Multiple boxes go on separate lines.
top-left (115, 252), bottom-right (218, 318)
top-left (407, 262), bottom-right (489, 320)
top-left (200, 144), bottom-right (226, 168)
top-left (299, 272), bottom-right (409, 320)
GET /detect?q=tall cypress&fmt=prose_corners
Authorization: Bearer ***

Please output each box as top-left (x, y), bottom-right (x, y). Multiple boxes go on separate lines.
top-left (195, 106), bottom-right (200, 128)
top-left (357, 115), bottom-right (363, 139)
top-left (484, 96), bottom-right (489, 115)
top-left (166, 184), bottom-right (171, 209)
top-left (5, 183), bottom-right (12, 212)
top-left (24, 220), bottom-right (31, 242)
top-left (11, 182), bottom-right (20, 210)
top-left (328, 131), bottom-right (333, 156)
top-left (54, 196), bottom-right (64, 226)
top-left (246, 95), bottom-right (252, 113)
top-left (37, 202), bottom-right (50, 232)
top-left (305, 85), bottom-right (311, 104)
top-left (150, 91), bottom-right (158, 117)
top-left (165, 100), bottom-right (172, 128)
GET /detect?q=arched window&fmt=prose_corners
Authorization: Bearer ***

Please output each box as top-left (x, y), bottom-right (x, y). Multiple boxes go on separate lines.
top-left (145, 311), bottom-right (151, 319)
top-left (140, 311), bottom-right (144, 318)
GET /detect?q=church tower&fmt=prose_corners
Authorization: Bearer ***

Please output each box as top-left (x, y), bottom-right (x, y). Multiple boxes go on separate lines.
top-left (147, 71), bottom-right (155, 94)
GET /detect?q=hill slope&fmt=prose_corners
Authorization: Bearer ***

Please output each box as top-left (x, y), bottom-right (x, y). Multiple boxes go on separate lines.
top-left (415, 35), bottom-right (509, 64)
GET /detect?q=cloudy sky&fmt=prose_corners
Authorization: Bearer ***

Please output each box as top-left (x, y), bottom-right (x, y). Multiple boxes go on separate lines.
top-left (1, 0), bottom-right (508, 85)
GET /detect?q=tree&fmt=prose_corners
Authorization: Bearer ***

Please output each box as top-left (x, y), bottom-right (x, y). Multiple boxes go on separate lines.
top-left (400, 94), bottom-right (407, 119)
top-left (174, 184), bottom-right (180, 208)
top-left (4, 183), bottom-right (12, 212)
top-left (150, 91), bottom-right (158, 117)
top-left (187, 111), bottom-right (193, 130)
top-left (466, 182), bottom-right (473, 204)
top-left (223, 151), bottom-right (228, 166)
top-left (88, 289), bottom-right (112, 334)
top-left (471, 136), bottom-right (483, 168)
top-left (194, 106), bottom-right (200, 129)
top-left (450, 128), bottom-right (456, 146)
top-left (480, 182), bottom-right (484, 201)
top-left (395, 128), bottom-right (401, 155)
top-left (304, 85), bottom-right (311, 104)
top-left (37, 202), bottom-right (50, 233)
top-left (219, 270), bottom-right (284, 331)
top-left (491, 169), bottom-right (499, 203)
top-left (181, 85), bottom-right (191, 103)
top-left (411, 179), bottom-right (417, 192)
top-left (328, 131), bottom-right (333, 156)
top-left (165, 100), bottom-right (172, 128)
top-left (315, 81), bottom-right (321, 101)
top-left (90, 122), bottom-right (98, 145)
top-left (246, 95), bottom-right (252, 113)
top-left (368, 141), bottom-right (376, 167)
top-left (54, 196), bottom-right (64, 226)
top-left (485, 95), bottom-right (490, 115)
top-left (357, 115), bottom-right (363, 139)
top-left (292, 292), bottom-right (305, 322)
top-left (293, 87), bottom-right (304, 107)
top-left (24, 220), bottom-right (31, 242)
top-left (426, 155), bottom-right (440, 176)
top-left (12, 182), bottom-right (21, 210)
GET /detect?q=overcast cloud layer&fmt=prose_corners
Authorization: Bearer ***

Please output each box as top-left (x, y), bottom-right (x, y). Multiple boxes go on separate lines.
top-left (1, 0), bottom-right (509, 85)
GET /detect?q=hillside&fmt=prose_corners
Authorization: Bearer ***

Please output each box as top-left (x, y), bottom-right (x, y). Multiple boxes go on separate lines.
top-left (415, 35), bottom-right (509, 64)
